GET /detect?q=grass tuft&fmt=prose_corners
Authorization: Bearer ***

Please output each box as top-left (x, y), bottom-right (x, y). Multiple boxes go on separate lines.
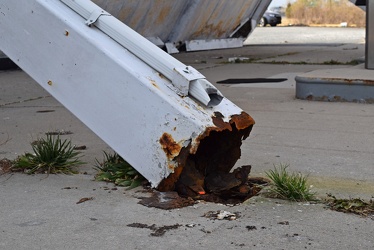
top-left (94, 152), bottom-right (146, 189)
top-left (12, 135), bottom-right (84, 174)
top-left (265, 164), bottom-right (316, 201)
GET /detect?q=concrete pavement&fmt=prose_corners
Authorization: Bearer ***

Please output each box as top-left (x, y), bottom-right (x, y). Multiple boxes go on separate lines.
top-left (1, 28), bottom-right (373, 249)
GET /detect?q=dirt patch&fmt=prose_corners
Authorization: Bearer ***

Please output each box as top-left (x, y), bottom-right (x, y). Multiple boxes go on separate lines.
top-left (326, 194), bottom-right (374, 219)
top-left (0, 158), bottom-right (13, 175)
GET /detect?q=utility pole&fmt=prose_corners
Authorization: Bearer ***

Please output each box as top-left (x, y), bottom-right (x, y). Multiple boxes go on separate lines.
top-left (366, 0), bottom-right (374, 69)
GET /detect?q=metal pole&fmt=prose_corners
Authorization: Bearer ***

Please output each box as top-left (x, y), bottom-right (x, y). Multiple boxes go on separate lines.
top-left (366, 0), bottom-right (374, 69)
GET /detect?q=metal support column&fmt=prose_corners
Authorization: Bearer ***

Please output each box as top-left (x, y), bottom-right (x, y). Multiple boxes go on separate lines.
top-left (366, 0), bottom-right (374, 69)
top-left (0, 0), bottom-right (255, 189)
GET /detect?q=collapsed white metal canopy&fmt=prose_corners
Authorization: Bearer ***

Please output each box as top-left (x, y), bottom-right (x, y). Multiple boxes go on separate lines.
top-left (0, 0), bottom-right (254, 188)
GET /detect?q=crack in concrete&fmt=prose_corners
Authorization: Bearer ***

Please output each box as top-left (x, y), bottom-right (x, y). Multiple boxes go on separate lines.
top-left (0, 95), bottom-right (51, 107)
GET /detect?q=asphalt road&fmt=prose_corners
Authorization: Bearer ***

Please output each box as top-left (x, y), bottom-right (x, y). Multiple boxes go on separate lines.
top-left (1, 26), bottom-right (373, 249)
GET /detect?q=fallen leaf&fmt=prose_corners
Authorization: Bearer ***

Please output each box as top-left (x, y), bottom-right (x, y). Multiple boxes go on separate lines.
top-left (76, 197), bottom-right (94, 204)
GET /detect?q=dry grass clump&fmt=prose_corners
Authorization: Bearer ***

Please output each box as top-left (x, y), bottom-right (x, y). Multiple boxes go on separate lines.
top-left (286, 0), bottom-right (365, 27)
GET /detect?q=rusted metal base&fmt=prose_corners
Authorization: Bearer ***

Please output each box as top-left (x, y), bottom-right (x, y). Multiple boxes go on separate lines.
top-left (139, 174), bottom-right (269, 210)
top-left (158, 111), bottom-right (255, 198)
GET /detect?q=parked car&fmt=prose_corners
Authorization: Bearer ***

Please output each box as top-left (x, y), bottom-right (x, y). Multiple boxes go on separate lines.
top-left (259, 11), bottom-right (282, 27)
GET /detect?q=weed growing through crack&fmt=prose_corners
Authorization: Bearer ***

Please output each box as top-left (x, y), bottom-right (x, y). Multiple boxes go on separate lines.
top-left (325, 194), bottom-right (374, 219)
top-left (12, 135), bottom-right (84, 174)
top-left (94, 152), bottom-right (146, 189)
top-left (265, 164), bottom-right (316, 201)
top-left (322, 59), bottom-right (361, 66)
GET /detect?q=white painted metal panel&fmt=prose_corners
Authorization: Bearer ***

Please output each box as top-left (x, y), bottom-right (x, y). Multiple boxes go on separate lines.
top-left (186, 38), bottom-right (244, 52)
top-left (0, 0), bottom-right (254, 188)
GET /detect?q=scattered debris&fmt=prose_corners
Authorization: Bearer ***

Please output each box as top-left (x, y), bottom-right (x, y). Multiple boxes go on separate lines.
top-left (228, 57), bottom-right (250, 63)
top-left (325, 194), bottom-right (374, 219)
top-left (73, 145), bottom-right (87, 150)
top-left (200, 228), bottom-right (212, 234)
top-left (62, 187), bottom-right (78, 190)
top-left (127, 223), bottom-right (181, 237)
top-left (175, 164), bottom-right (268, 206)
top-left (45, 130), bottom-right (73, 135)
top-left (278, 221), bottom-right (290, 225)
top-left (246, 225), bottom-right (257, 231)
top-left (136, 166), bottom-right (269, 209)
top-left (286, 233), bottom-right (300, 238)
top-left (36, 110), bottom-right (55, 113)
top-left (203, 210), bottom-right (240, 221)
top-left (76, 197), bottom-right (94, 204)
top-left (138, 191), bottom-right (195, 209)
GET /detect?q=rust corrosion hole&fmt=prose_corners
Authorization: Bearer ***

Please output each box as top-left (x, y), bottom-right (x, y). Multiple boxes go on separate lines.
top-left (142, 112), bottom-right (267, 209)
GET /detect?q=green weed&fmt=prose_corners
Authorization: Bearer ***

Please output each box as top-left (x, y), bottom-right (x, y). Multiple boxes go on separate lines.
top-left (12, 135), bottom-right (84, 174)
top-left (265, 164), bottom-right (316, 201)
top-left (322, 59), bottom-right (361, 65)
top-left (94, 152), bottom-right (146, 189)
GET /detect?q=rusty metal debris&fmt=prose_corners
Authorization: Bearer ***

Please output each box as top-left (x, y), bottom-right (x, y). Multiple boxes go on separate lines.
top-left (138, 191), bottom-right (195, 210)
top-left (141, 164), bottom-right (262, 209)
top-left (138, 173), bottom-right (269, 210)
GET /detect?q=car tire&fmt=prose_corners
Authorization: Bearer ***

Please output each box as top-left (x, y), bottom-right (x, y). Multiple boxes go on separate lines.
top-left (259, 17), bottom-right (267, 27)
top-left (270, 23), bottom-right (277, 27)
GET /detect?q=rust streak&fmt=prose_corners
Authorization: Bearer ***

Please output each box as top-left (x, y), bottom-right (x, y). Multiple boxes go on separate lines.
top-left (148, 78), bottom-right (160, 89)
top-left (160, 133), bottom-right (181, 159)
top-left (155, 6), bottom-right (171, 25)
